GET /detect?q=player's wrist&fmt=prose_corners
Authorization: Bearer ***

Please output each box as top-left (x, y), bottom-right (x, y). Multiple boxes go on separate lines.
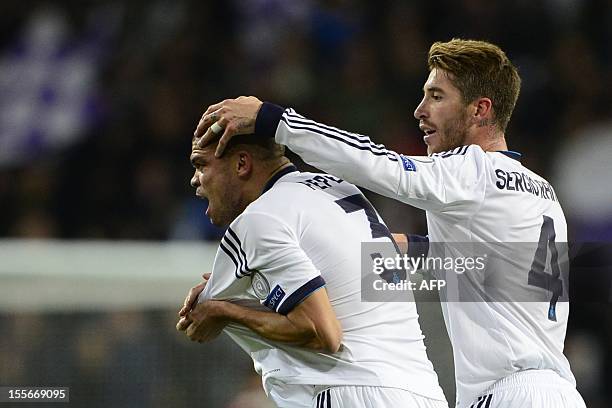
top-left (406, 234), bottom-right (429, 258)
top-left (214, 300), bottom-right (246, 325)
top-left (209, 300), bottom-right (229, 322)
top-left (254, 102), bottom-right (285, 139)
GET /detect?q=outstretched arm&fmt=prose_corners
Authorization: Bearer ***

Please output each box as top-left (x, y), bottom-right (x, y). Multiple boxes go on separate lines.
top-left (194, 97), bottom-right (486, 216)
top-left (194, 98), bottom-right (408, 205)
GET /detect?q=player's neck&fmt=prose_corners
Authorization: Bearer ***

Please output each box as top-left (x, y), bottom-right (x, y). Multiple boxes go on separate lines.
top-left (243, 159), bottom-right (292, 203)
top-left (469, 127), bottom-right (508, 152)
top-left (478, 135), bottom-right (508, 152)
top-left (267, 159), bottom-right (292, 179)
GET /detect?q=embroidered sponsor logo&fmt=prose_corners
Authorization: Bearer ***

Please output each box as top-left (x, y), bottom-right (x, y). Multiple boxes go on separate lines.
top-left (264, 285), bottom-right (286, 310)
top-left (400, 155), bottom-right (417, 171)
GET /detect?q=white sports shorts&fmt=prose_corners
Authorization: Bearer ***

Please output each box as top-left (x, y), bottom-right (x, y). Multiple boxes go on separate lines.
top-left (468, 369), bottom-right (586, 408)
top-left (266, 382), bottom-right (314, 408)
top-left (311, 385), bottom-right (449, 408)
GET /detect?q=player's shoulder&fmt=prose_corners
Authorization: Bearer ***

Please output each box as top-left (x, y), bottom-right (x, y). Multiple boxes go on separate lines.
top-left (425, 145), bottom-right (493, 177)
top-left (487, 150), bottom-right (551, 181)
top-left (259, 171), bottom-right (358, 202)
top-left (229, 200), bottom-right (292, 243)
top-left (430, 144), bottom-right (472, 159)
top-left (247, 172), bottom-right (312, 212)
top-left (230, 171), bottom-right (343, 238)
top-left (238, 172), bottom-right (320, 219)
top-left (428, 145), bottom-right (492, 170)
top-left (243, 170), bottom-right (360, 219)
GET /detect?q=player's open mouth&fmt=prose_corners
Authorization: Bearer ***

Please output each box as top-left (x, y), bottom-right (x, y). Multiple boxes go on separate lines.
top-left (419, 123), bottom-right (437, 141)
top-left (423, 129), bottom-right (436, 144)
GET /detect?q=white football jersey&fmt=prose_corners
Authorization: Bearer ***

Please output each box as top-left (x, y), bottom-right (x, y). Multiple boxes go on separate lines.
top-left (257, 105), bottom-right (578, 408)
top-left (198, 165), bottom-right (447, 405)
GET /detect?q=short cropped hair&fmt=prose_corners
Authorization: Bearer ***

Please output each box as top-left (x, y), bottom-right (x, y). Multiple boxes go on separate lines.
top-left (428, 38), bottom-right (521, 132)
top-left (194, 133), bottom-right (285, 161)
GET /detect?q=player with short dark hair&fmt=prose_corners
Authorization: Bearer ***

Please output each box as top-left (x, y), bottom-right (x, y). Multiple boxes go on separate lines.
top-left (178, 134), bottom-right (448, 407)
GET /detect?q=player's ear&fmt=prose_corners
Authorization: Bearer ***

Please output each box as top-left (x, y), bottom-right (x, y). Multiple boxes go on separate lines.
top-left (472, 97), bottom-right (493, 126)
top-left (235, 151), bottom-right (253, 178)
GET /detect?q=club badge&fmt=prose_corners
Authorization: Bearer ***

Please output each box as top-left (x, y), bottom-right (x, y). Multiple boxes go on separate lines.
top-left (251, 271), bottom-right (270, 300)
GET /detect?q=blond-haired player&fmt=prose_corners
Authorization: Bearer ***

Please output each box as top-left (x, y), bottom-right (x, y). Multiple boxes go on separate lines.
top-left (195, 39), bottom-right (586, 408)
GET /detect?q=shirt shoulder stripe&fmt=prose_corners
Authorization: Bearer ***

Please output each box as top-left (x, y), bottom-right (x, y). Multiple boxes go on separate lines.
top-left (221, 235), bottom-right (247, 277)
top-left (282, 111), bottom-right (398, 162)
top-left (219, 241), bottom-right (242, 278)
top-left (220, 227), bottom-right (254, 278)
top-left (284, 110), bottom-right (398, 161)
top-left (227, 227), bottom-right (254, 274)
top-left (431, 145), bottom-right (469, 158)
top-left (285, 109), bottom-right (389, 152)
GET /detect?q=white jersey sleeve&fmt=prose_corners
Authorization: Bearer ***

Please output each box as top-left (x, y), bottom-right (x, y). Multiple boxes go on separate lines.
top-left (224, 211), bottom-right (325, 315)
top-left (256, 103), bottom-right (486, 217)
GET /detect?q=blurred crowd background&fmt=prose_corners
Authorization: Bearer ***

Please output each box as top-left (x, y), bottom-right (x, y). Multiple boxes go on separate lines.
top-left (0, 0), bottom-right (610, 407)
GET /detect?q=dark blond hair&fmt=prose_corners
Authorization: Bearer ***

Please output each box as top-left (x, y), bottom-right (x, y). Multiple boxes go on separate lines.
top-left (428, 39), bottom-right (521, 132)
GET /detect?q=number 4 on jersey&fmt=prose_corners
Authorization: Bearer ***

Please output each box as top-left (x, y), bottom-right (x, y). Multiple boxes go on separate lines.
top-left (528, 215), bottom-right (565, 321)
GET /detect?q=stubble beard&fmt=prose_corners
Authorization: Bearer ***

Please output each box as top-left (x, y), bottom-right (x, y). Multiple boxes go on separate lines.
top-left (210, 189), bottom-right (251, 228)
top-left (435, 110), bottom-right (470, 153)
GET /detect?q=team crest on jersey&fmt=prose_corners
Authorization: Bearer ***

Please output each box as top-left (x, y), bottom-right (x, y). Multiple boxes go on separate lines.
top-left (251, 271), bottom-right (270, 300)
top-left (400, 155), bottom-right (417, 172)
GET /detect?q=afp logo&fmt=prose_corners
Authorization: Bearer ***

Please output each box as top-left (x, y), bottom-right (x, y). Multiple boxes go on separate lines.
top-left (251, 271), bottom-right (271, 300)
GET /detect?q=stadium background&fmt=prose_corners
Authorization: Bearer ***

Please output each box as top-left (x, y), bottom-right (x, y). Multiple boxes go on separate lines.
top-left (0, 1), bottom-right (610, 407)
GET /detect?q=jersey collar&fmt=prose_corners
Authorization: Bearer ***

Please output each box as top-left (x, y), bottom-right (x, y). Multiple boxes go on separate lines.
top-left (262, 164), bottom-right (298, 194)
top-left (497, 150), bottom-right (522, 162)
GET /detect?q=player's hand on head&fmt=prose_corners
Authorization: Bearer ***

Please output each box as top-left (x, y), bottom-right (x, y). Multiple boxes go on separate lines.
top-left (194, 96), bottom-right (263, 157)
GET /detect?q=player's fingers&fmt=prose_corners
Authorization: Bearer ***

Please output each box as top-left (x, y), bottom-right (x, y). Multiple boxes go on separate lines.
top-left (176, 317), bottom-right (188, 331)
top-left (185, 322), bottom-right (199, 340)
top-left (179, 299), bottom-right (189, 317)
top-left (176, 316), bottom-right (191, 331)
top-left (198, 116), bottom-right (228, 148)
top-left (185, 288), bottom-right (198, 309)
top-left (200, 102), bottom-right (225, 123)
top-left (202, 272), bottom-right (211, 280)
top-left (214, 125), bottom-right (235, 158)
top-left (194, 108), bottom-right (223, 138)
top-left (179, 303), bottom-right (191, 317)
top-left (194, 116), bottom-right (212, 139)
top-left (178, 290), bottom-right (193, 316)
top-left (185, 283), bottom-right (205, 312)
top-left (197, 127), bottom-right (212, 148)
